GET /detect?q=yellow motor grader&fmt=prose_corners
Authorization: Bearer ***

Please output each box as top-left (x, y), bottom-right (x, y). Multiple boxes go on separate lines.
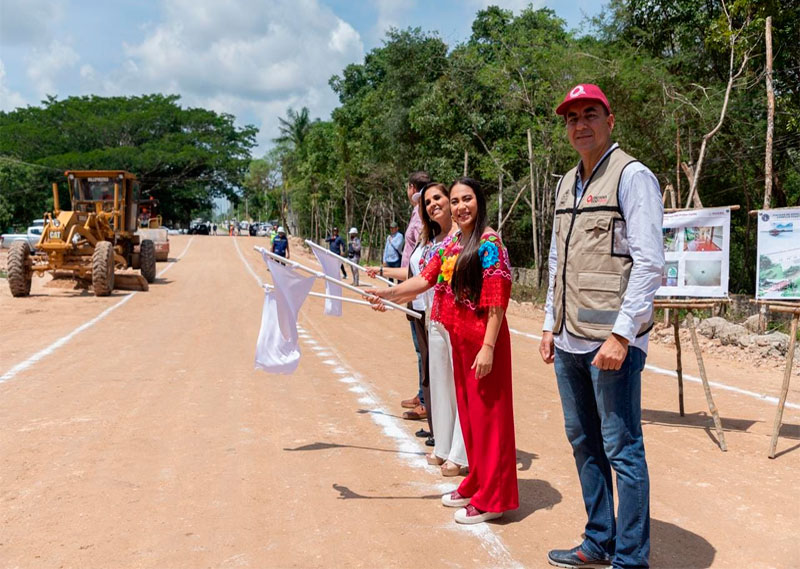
top-left (7, 170), bottom-right (157, 297)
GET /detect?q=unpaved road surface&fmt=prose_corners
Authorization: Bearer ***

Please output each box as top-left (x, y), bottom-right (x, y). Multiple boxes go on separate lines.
top-left (1, 235), bottom-right (798, 568)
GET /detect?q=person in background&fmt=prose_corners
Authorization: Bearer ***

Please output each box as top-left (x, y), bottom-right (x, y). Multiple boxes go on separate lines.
top-left (540, 83), bottom-right (663, 569)
top-left (212, 223), bottom-right (217, 236)
top-left (347, 227), bottom-right (362, 286)
top-left (272, 226), bottom-right (290, 259)
top-left (382, 221), bottom-right (404, 274)
top-left (326, 227), bottom-right (347, 279)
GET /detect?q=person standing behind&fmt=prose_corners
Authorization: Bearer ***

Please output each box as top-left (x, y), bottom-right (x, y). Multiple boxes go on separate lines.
top-left (347, 227), bottom-right (362, 286)
top-left (272, 226), bottom-right (290, 259)
top-left (382, 221), bottom-right (404, 273)
top-left (397, 171), bottom-right (431, 420)
top-left (539, 84), bottom-right (664, 569)
top-left (326, 227), bottom-right (347, 279)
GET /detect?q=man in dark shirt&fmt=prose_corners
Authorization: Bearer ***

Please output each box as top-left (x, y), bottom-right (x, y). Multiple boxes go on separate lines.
top-left (325, 227), bottom-right (347, 279)
top-left (272, 226), bottom-right (290, 259)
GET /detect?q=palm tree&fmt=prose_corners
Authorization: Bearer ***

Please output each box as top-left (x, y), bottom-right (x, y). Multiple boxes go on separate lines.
top-left (274, 107), bottom-right (311, 150)
top-left (274, 107), bottom-right (313, 234)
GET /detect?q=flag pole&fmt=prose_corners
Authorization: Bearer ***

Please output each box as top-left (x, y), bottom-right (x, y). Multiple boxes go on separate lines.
top-left (255, 247), bottom-right (422, 319)
top-left (305, 239), bottom-right (395, 286)
top-left (263, 283), bottom-right (392, 309)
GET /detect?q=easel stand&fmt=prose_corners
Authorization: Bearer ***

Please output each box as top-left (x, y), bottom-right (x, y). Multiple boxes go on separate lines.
top-left (655, 299), bottom-right (729, 451)
top-left (750, 300), bottom-right (800, 458)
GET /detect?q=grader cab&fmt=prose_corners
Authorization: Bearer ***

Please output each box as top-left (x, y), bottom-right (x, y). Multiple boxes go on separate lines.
top-left (7, 170), bottom-right (157, 297)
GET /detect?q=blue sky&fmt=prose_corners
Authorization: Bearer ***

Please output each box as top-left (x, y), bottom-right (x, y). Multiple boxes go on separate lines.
top-left (0, 0), bottom-right (606, 154)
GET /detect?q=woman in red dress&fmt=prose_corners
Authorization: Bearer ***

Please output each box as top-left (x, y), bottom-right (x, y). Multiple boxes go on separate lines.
top-left (367, 177), bottom-right (518, 524)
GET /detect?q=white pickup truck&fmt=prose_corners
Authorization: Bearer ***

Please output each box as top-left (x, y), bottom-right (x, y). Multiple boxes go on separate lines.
top-left (0, 220), bottom-right (44, 250)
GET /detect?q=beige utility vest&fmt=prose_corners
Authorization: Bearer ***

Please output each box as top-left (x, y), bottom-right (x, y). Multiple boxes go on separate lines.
top-left (552, 146), bottom-right (654, 341)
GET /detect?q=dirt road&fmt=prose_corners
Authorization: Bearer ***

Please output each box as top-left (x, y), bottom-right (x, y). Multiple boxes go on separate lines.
top-left (1, 235), bottom-right (798, 568)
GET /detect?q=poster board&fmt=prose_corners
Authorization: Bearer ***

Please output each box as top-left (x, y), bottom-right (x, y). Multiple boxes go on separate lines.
top-left (656, 207), bottom-right (730, 298)
top-left (756, 207), bottom-right (800, 300)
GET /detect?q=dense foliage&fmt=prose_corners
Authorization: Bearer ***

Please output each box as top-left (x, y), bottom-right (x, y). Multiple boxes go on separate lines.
top-left (0, 94), bottom-right (257, 229)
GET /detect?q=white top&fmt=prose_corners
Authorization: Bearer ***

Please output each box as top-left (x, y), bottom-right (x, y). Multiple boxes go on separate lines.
top-left (409, 244), bottom-right (426, 311)
top-left (543, 143), bottom-right (665, 355)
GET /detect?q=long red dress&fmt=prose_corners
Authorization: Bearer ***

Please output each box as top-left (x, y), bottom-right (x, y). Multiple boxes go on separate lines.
top-left (420, 231), bottom-right (518, 513)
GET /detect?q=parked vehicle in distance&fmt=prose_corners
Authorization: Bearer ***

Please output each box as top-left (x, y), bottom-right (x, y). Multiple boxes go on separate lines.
top-left (1, 225), bottom-right (44, 250)
top-left (188, 222), bottom-right (210, 235)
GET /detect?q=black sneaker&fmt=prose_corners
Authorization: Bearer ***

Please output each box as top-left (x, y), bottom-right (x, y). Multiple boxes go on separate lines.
top-left (425, 436), bottom-right (435, 447)
top-left (547, 546), bottom-right (611, 568)
top-left (415, 428), bottom-right (431, 438)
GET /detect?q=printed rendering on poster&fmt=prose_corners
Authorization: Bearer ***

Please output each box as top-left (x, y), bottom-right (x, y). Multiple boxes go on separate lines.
top-left (756, 208), bottom-right (800, 300)
top-left (656, 207), bottom-right (730, 297)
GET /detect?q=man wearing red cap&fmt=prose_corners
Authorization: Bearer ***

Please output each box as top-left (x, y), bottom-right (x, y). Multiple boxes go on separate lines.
top-left (540, 84), bottom-right (664, 569)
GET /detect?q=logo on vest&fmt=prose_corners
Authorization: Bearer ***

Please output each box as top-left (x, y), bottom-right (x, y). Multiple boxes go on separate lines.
top-left (585, 195), bottom-right (608, 204)
top-left (569, 85), bottom-right (586, 98)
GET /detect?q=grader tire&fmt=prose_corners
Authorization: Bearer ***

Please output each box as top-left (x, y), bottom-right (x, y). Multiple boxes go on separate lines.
top-left (92, 241), bottom-right (115, 297)
top-left (140, 239), bottom-right (156, 283)
top-left (8, 241), bottom-right (32, 297)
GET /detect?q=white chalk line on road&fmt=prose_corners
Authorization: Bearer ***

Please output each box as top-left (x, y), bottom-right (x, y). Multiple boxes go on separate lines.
top-left (0, 237), bottom-right (195, 384)
top-left (508, 327), bottom-right (799, 411)
top-left (233, 237), bottom-right (524, 569)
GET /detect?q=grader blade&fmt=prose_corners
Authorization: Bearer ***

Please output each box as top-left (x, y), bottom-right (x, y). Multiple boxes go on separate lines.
top-left (113, 273), bottom-right (149, 291)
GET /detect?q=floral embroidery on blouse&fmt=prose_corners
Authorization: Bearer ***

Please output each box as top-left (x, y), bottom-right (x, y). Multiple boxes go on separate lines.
top-left (479, 239), bottom-right (500, 269)
top-left (439, 254), bottom-right (458, 284)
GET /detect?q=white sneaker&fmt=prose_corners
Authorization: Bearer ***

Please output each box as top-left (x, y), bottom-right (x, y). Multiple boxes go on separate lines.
top-left (441, 490), bottom-right (470, 508)
top-left (454, 505), bottom-right (503, 524)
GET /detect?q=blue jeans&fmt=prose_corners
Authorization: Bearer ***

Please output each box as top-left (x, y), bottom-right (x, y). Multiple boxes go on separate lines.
top-left (384, 258), bottom-right (401, 283)
top-left (554, 346), bottom-right (649, 569)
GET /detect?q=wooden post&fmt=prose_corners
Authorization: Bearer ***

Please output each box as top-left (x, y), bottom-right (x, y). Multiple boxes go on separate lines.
top-left (676, 124), bottom-right (682, 206)
top-left (687, 311), bottom-right (728, 451)
top-left (463, 150), bottom-right (469, 177)
top-left (769, 311), bottom-right (799, 458)
top-left (764, 16), bottom-right (774, 210)
top-left (673, 310), bottom-right (685, 416)
top-left (759, 17), bottom-right (775, 336)
top-left (498, 173), bottom-right (503, 238)
top-left (527, 129), bottom-right (539, 267)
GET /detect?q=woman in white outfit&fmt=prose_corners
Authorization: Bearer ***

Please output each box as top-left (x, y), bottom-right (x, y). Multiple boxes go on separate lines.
top-left (368, 182), bottom-right (467, 476)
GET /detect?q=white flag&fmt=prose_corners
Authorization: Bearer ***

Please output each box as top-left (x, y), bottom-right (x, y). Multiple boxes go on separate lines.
top-left (254, 258), bottom-right (315, 374)
top-left (312, 248), bottom-right (343, 316)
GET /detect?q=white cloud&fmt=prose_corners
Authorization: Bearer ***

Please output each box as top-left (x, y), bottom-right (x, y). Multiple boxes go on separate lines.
top-left (26, 40), bottom-right (80, 97)
top-left (0, 59), bottom-right (27, 111)
top-left (0, 0), bottom-right (65, 46)
top-left (114, 0), bottom-right (363, 153)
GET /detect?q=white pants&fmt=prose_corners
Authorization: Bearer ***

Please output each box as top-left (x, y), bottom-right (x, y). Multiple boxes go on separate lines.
top-left (428, 320), bottom-right (467, 466)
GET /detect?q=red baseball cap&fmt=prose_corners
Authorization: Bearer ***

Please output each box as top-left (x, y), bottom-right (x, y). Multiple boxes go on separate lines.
top-left (555, 84), bottom-right (611, 116)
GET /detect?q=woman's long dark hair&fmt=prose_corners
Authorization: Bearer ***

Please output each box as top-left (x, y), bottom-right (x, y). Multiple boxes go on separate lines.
top-left (418, 182), bottom-right (449, 245)
top-left (450, 177), bottom-right (488, 304)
